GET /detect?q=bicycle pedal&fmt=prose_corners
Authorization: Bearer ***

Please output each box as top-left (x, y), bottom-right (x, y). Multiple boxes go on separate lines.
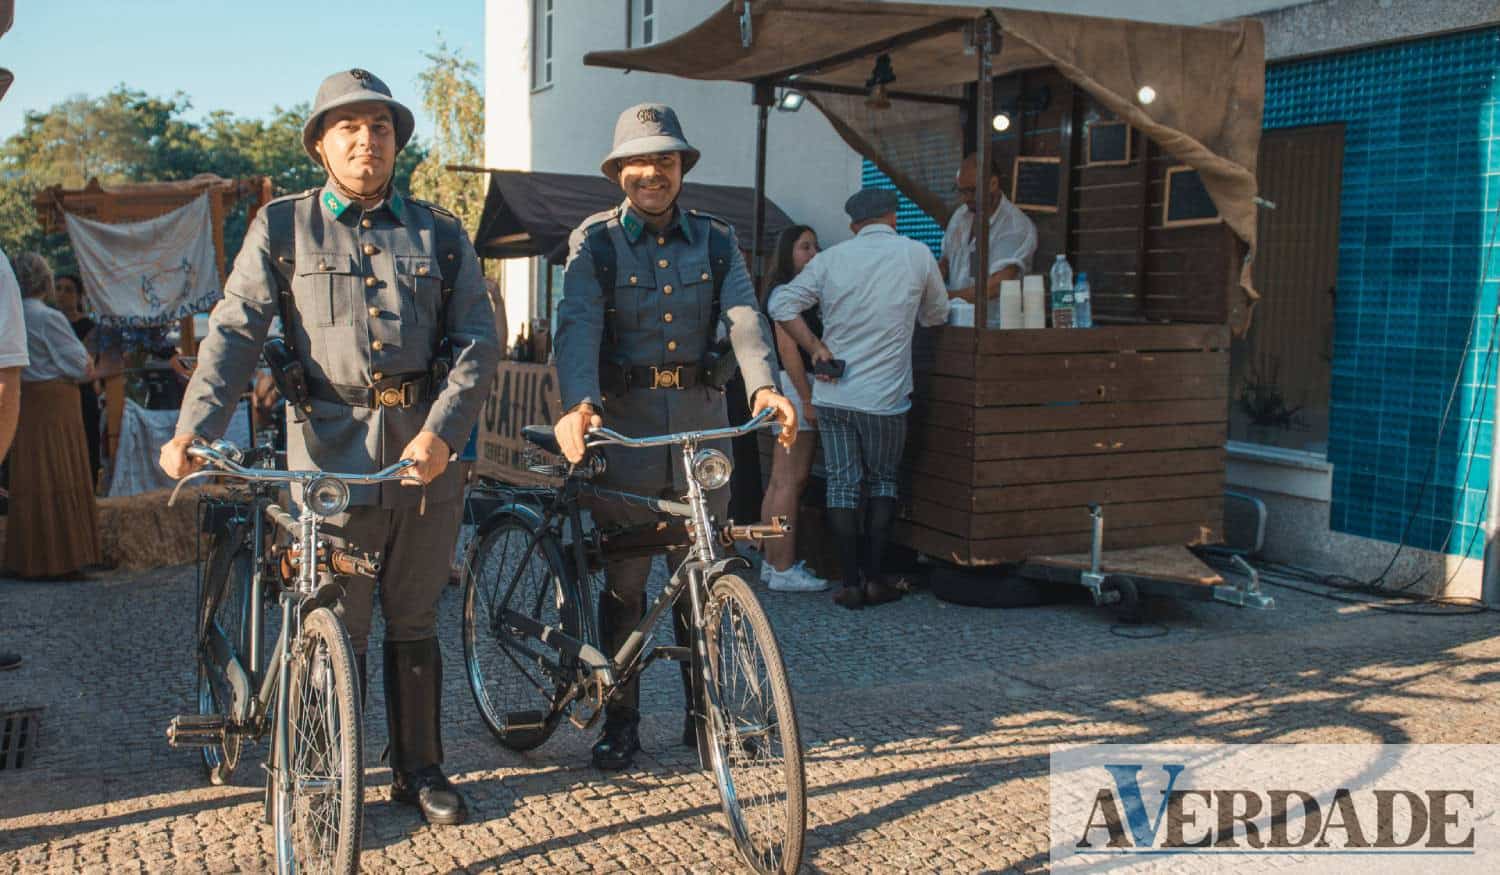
top-left (166, 714), bottom-right (227, 747)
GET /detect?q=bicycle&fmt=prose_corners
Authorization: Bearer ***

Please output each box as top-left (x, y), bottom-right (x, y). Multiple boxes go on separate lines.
top-left (164, 440), bottom-right (415, 875)
top-left (461, 408), bottom-right (807, 874)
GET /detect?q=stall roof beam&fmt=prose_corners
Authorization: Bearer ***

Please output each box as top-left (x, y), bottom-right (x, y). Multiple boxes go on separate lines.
top-left (779, 78), bottom-right (966, 107)
top-left (762, 17), bottom-right (971, 84)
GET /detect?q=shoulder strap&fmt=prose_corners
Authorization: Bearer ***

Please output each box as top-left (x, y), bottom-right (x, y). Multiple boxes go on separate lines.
top-left (427, 206), bottom-right (463, 319)
top-left (266, 198), bottom-right (297, 331)
top-left (706, 218), bottom-right (734, 330)
top-left (586, 221), bottom-right (618, 347)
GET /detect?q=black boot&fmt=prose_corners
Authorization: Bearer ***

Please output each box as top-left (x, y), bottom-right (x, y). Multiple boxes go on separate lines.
top-left (675, 605), bottom-right (698, 749)
top-left (355, 651), bottom-right (368, 708)
top-left (863, 497), bottom-right (902, 605)
top-left (591, 708), bottom-right (641, 770)
top-left (384, 638), bottom-right (468, 825)
top-left (827, 507), bottom-right (865, 609)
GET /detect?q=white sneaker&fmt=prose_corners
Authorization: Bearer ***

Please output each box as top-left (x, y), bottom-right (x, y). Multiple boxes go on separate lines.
top-left (766, 562), bottom-right (829, 593)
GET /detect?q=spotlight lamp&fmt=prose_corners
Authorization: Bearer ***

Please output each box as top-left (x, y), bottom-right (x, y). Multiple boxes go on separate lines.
top-left (777, 89), bottom-right (805, 112)
top-left (865, 53), bottom-right (896, 110)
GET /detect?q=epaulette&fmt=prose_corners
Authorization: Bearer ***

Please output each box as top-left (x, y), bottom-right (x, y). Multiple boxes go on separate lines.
top-left (686, 208), bottom-right (733, 233)
top-left (408, 196), bottom-right (458, 219)
top-left (580, 206), bottom-right (622, 235)
top-left (265, 187), bottom-right (320, 208)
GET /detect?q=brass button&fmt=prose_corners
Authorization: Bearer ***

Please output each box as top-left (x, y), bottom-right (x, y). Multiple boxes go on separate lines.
top-left (302, 404), bottom-right (313, 413)
top-left (361, 218), bottom-right (373, 229)
top-left (368, 306), bottom-right (381, 317)
top-left (372, 371), bottom-right (384, 381)
top-left (371, 340), bottom-right (384, 351)
top-left (416, 264), bottom-right (429, 276)
top-left (657, 259), bottom-right (669, 269)
top-left (663, 284), bottom-right (673, 295)
top-left (700, 271), bottom-right (711, 281)
top-left (667, 340), bottom-right (678, 352)
top-left (362, 243), bottom-right (377, 256)
top-left (365, 276), bottom-right (378, 288)
top-left (663, 312), bottom-right (674, 323)
top-left (628, 275), bottom-right (639, 284)
top-left (657, 236), bottom-right (666, 245)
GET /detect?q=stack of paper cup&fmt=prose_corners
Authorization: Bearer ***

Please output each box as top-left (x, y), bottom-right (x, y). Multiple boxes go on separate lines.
top-left (1022, 275), bottom-right (1047, 329)
top-left (998, 279), bottom-right (1024, 329)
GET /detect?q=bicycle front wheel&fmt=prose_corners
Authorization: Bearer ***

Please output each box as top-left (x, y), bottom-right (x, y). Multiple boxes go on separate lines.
top-left (700, 573), bottom-right (807, 875)
top-left (462, 509), bottom-right (579, 750)
top-left (280, 606), bottom-right (363, 875)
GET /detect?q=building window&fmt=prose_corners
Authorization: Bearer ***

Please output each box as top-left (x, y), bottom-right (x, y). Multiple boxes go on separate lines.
top-left (630, 0), bottom-right (655, 47)
top-left (532, 0), bottom-right (554, 89)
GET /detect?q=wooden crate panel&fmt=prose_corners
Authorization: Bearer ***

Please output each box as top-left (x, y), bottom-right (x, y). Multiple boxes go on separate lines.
top-left (908, 471), bottom-right (1225, 514)
top-left (909, 447), bottom-right (1225, 488)
top-left (895, 518), bottom-right (1223, 567)
top-left (972, 423), bottom-right (1226, 460)
top-left (972, 399), bottom-right (1227, 435)
top-left (917, 349), bottom-right (1225, 381)
top-left (906, 496), bottom-right (1223, 540)
top-left (927, 325), bottom-right (1229, 356)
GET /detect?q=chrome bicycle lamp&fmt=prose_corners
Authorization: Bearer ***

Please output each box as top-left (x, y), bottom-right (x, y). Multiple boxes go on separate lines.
top-left (306, 476), bottom-right (351, 517)
top-left (690, 448), bottom-right (734, 491)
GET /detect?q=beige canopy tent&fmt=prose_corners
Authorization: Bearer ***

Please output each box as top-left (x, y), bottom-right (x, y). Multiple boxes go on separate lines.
top-left (585, 0), bottom-right (1264, 330)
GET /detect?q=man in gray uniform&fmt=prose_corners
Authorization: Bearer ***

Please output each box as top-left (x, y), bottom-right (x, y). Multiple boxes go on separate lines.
top-left (161, 69), bottom-right (499, 825)
top-left (552, 103), bottom-right (796, 770)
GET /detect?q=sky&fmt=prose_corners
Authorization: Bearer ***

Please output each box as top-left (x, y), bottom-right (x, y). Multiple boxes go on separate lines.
top-left (0, 0), bottom-right (485, 141)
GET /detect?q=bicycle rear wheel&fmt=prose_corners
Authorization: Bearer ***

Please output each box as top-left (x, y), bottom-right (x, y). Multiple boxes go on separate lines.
top-left (280, 607), bottom-right (363, 875)
top-left (462, 509), bottom-right (580, 750)
top-left (197, 525), bottom-right (257, 785)
top-left (700, 573), bottom-right (807, 875)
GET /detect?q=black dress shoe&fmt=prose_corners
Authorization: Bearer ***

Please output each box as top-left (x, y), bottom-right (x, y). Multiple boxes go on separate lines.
top-left (391, 764), bottom-right (468, 826)
top-left (591, 719), bottom-right (641, 771)
top-left (833, 584), bottom-right (866, 610)
top-left (863, 576), bottom-right (904, 606)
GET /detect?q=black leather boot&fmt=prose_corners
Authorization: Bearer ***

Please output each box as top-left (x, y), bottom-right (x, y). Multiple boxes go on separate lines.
top-left (591, 707), bottom-right (641, 770)
top-left (384, 638), bottom-right (468, 825)
top-left (675, 604), bottom-right (698, 749)
top-left (355, 651), bottom-right (368, 708)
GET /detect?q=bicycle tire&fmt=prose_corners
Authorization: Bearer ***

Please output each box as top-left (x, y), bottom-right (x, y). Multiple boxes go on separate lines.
top-left (462, 508), bottom-right (580, 750)
top-left (700, 573), bottom-right (807, 875)
top-left (280, 606), bottom-right (363, 875)
top-left (197, 523), bottom-right (256, 785)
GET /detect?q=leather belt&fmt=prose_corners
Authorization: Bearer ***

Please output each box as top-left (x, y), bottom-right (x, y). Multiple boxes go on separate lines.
top-left (308, 373), bottom-right (435, 409)
top-left (627, 364), bottom-right (704, 391)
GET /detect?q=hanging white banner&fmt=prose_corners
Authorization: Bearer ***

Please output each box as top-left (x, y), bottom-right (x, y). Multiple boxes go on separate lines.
top-left (65, 193), bottom-right (221, 327)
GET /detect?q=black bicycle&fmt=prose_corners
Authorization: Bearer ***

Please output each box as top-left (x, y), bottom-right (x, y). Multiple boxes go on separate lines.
top-left (461, 408), bottom-right (807, 874)
top-left (165, 440), bottom-right (413, 875)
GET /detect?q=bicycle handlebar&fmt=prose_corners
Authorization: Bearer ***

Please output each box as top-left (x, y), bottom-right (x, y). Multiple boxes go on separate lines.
top-left (167, 440), bottom-right (418, 507)
top-left (583, 407), bottom-right (777, 450)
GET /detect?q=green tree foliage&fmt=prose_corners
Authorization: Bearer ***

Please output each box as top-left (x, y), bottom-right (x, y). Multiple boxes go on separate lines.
top-left (0, 86), bottom-right (429, 269)
top-left (409, 42), bottom-right (485, 232)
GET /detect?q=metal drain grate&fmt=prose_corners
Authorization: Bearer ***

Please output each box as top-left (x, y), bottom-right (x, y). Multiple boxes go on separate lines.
top-left (0, 708), bottom-right (42, 770)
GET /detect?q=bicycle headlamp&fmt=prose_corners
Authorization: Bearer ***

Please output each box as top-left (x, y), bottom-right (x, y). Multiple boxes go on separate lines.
top-left (306, 476), bottom-right (350, 517)
top-left (690, 449), bottom-right (734, 491)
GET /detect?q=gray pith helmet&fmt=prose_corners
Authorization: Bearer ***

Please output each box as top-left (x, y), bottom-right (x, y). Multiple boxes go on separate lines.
top-left (301, 68), bottom-right (415, 163)
top-left (600, 103), bottom-right (701, 181)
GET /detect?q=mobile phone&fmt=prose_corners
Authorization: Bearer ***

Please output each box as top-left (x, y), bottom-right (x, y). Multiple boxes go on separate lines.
top-left (813, 358), bottom-right (846, 378)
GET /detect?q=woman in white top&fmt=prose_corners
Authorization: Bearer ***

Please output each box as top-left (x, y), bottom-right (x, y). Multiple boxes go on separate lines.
top-left (758, 225), bottom-right (829, 593)
top-left (4, 252), bottom-right (101, 579)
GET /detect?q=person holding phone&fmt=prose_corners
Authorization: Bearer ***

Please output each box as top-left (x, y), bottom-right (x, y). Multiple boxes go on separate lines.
top-left (768, 189), bottom-right (956, 610)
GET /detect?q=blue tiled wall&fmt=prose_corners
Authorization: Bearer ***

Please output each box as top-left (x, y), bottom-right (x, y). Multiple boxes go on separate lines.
top-left (1266, 27), bottom-right (1500, 557)
top-left (860, 161), bottom-right (945, 257)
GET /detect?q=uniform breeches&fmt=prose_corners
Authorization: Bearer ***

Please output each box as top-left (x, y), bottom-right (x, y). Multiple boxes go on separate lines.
top-left (321, 500), bottom-right (461, 654)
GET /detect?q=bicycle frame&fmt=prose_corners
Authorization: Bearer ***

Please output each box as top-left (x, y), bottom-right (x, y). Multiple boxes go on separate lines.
top-left (486, 410), bottom-right (780, 733)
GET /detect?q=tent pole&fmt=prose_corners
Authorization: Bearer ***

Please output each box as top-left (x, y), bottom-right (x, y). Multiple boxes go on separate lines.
top-left (972, 16), bottom-right (995, 339)
top-left (752, 80), bottom-right (774, 294)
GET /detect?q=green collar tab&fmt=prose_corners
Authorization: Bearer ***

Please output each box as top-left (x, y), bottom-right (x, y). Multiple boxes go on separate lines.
top-left (320, 185), bottom-right (406, 223)
top-left (619, 200), bottom-right (690, 245)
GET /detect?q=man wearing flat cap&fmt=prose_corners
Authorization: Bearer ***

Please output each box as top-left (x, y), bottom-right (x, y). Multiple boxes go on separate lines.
top-left (552, 102), bottom-right (796, 771)
top-left (769, 188), bottom-right (954, 610)
top-left (162, 69), bottom-right (500, 825)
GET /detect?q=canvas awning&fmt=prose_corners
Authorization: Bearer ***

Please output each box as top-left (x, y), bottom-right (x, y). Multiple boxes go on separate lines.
top-left (585, 0), bottom-right (1264, 327)
top-left (473, 169), bottom-right (797, 263)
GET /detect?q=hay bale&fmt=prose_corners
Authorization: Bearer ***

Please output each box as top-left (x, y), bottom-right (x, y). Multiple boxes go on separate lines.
top-left (0, 486), bottom-right (210, 571)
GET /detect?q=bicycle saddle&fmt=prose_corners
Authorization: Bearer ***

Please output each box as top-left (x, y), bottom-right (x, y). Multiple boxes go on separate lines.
top-left (521, 425), bottom-right (563, 457)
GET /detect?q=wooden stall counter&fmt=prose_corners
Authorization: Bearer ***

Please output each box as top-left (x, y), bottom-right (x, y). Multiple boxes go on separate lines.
top-left (899, 322), bottom-right (1229, 567)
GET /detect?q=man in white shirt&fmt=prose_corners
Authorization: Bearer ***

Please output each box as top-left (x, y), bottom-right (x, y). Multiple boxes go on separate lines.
top-left (768, 188), bottom-right (953, 609)
top-left (941, 151), bottom-right (1038, 300)
top-left (0, 247), bottom-right (29, 670)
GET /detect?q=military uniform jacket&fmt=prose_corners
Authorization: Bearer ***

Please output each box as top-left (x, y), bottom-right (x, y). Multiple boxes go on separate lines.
top-left (176, 183), bottom-right (501, 508)
top-left (554, 201), bottom-right (776, 494)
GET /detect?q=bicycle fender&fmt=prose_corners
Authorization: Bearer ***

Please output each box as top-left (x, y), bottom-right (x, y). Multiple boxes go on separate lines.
top-left (473, 501), bottom-right (548, 540)
top-left (703, 555), bottom-right (752, 581)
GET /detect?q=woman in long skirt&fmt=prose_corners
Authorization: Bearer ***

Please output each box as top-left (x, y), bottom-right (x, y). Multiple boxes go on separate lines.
top-left (4, 252), bottom-right (101, 579)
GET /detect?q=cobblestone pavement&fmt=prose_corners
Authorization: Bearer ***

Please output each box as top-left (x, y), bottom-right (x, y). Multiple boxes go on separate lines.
top-left (2, 553), bottom-right (1498, 873)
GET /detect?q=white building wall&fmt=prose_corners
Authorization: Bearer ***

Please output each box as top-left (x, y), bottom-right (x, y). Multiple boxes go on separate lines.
top-left (486, 0), bottom-right (1307, 321)
top-left (484, 0), bottom-right (537, 342)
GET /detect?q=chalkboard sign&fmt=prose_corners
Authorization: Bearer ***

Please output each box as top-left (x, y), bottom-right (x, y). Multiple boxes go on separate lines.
top-left (1011, 156), bottom-right (1061, 213)
top-left (1085, 120), bottom-right (1131, 166)
top-left (1163, 165), bottom-right (1221, 227)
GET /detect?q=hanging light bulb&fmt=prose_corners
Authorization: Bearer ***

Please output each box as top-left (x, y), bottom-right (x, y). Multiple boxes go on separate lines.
top-left (865, 53), bottom-right (896, 110)
top-left (991, 112), bottom-right (1012, 132)
top-left (1137, 85), bottom-right (1157, 105)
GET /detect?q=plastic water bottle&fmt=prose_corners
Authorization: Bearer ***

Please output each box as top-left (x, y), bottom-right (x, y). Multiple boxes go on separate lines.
top-left (1049, 254), bottom-right (1075, 328)
top-left (1074, 272), bottom-right (1093, 328)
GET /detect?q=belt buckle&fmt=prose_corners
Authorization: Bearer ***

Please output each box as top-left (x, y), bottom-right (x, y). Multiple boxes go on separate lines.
top-left (651, 366), bottom-right (682, 390)
top-left (377, 383), bottom-right (413, 408)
